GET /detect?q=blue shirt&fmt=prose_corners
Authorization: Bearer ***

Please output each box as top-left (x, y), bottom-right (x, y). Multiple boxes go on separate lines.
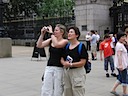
top-left (90, 34), bottom-right (97, 45)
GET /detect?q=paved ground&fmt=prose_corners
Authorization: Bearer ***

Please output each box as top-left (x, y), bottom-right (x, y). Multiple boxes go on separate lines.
top-left (0, 46), bottom-right (125, 96)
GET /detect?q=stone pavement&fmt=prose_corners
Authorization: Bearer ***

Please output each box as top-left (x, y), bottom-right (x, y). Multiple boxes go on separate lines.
top-left (0, 46), bottom-right (124, 96)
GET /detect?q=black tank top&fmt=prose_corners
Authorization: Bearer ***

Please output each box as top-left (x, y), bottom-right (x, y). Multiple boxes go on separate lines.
top-left (47, 45), bottom-right (64, 67)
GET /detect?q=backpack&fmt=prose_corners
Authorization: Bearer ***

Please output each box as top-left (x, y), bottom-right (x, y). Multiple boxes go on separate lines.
top-left (65, 42), bottom-right (91, 74)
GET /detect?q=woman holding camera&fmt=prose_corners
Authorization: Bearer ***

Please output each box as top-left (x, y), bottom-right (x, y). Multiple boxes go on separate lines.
top-left (36, 24), bottom-right (68, 96)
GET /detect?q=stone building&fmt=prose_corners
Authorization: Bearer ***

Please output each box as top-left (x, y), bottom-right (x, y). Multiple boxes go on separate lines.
top-left (74, 0), bottom-right (113, 40)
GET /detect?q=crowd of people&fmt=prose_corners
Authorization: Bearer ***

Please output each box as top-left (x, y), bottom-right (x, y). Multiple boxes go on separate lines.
top-left (36, 24), bottom-right (128, 96)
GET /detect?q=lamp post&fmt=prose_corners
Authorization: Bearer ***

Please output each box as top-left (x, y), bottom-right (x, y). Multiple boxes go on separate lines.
top-left (0, 0), bottom-right (9, 37)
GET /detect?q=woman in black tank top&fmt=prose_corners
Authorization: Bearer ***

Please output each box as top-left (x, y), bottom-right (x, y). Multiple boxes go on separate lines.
top-left (37, 24), bottom-right (68, 96)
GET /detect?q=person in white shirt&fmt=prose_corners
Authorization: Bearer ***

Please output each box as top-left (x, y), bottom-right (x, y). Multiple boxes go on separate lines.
top-left (95, 31), bottom-right (100, 51)
top-left (109, 34), bottom-right (116, 55)
top-left (85, 32), bottom-right (91, 51)
top-left (111, 33), bottom-right (128, 96)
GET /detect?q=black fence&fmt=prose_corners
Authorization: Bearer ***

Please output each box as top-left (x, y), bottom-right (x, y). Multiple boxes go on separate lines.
top-left (4, 16), bottom-right (74, 39)
top-left (109, 2), bottom-right (128, 33)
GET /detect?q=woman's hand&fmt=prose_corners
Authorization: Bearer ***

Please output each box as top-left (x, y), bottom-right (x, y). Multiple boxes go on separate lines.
top-left (47, 25), bottom-right (53, 34)
top-left (63, 61), bottom-right (71, 68)
top-left (118, 65), bottom-right (123, 71)
top-left (41, 26), bottom-right (48, 35)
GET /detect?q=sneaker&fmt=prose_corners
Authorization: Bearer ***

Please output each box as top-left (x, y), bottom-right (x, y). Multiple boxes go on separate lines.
top-left (106, 73), bottom-right (109, 77)
top-left (94, 58), bottom-right (97, 60)
top-left (94, 57), bottom-right (97, 60)
top-left (110, 91), bottom-right (120, 96)
top-left (111, 73), bottom-right (117, 77)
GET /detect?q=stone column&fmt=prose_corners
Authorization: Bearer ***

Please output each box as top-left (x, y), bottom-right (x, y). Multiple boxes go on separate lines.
top-left (0, 38), bottom-right (12, 58)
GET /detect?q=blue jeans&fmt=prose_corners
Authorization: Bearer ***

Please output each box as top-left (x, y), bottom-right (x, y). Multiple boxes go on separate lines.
top-left (104, 56), bottom-right (115, 72)
top-left (117, 68), bottom-right (128, 86)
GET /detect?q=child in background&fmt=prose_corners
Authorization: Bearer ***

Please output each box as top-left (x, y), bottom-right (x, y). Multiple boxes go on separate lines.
top-left (99, 34), bottom-right (117, 77)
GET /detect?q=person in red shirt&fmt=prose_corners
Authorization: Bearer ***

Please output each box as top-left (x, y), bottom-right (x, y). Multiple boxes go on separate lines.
top-left (99, 34), bottom-right (117, 77)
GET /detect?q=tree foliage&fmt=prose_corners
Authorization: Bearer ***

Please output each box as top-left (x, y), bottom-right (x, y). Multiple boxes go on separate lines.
top-left (4, 0), bottom-right (43, 20)
top-left (38, 0), bottom-right (74, 18)
top-left (4, 0), bottom-right (74, 20)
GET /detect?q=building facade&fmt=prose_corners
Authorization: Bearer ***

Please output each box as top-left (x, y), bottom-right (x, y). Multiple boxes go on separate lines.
top-left (110, 1), bottom-right (128, 33)
top-left (75, 0), bottom-right (113, 39)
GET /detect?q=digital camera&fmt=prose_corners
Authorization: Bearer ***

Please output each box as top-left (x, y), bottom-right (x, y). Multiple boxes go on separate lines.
top-left (44, 27), bottom-right (49, 30)
top-left (66, 55), bottom-right (73, 63)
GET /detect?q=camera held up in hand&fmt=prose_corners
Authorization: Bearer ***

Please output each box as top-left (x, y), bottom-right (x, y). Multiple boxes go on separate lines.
top-left (44, 27), bottom-right (49, 30)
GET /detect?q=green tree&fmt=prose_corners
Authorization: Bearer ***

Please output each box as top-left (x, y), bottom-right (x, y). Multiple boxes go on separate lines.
top-left (38, 0), bottom-right (75, 18)
top-left (4, 0), bottom-right (43, 20)
top-left (4, 0), bottom-right (74, 20)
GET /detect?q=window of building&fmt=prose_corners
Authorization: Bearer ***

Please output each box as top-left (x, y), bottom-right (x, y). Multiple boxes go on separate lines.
top-left (82, 25), bottom-right (87, 31)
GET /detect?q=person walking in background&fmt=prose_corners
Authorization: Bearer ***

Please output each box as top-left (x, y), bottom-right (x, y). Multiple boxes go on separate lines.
top-left (61, 26), bottom-right (88, 96)
top-left (99, 34), bottom-right (117, 77)
top-left (36, 24), bottom-right (68, 96)
top-left (110, 33), bottom-right (128, 96)
top-left (109, 33), bottom-right (116, 55)
top-left (114, 33), bottom-right (118, 45)
top-left (95, 31), bottom-right (100, 51)
top-left (85, 32), bottom-right (91, 51)
top-left (90, 30), bottom-right (97, 60)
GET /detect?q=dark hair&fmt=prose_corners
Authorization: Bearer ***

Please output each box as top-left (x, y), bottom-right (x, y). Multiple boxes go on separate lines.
top-left (68, 26), bottom-right (80, 40)
top-left (104, 34), bottom-right (110, 39)
top-left (124, 26), bottom-right (128, 34)
top-left (117, 32), bottom-right (126, 41)
top-left (123, 26), bottom-right (128, 32)
top-left (90, 30), bottom-right (95, 34)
